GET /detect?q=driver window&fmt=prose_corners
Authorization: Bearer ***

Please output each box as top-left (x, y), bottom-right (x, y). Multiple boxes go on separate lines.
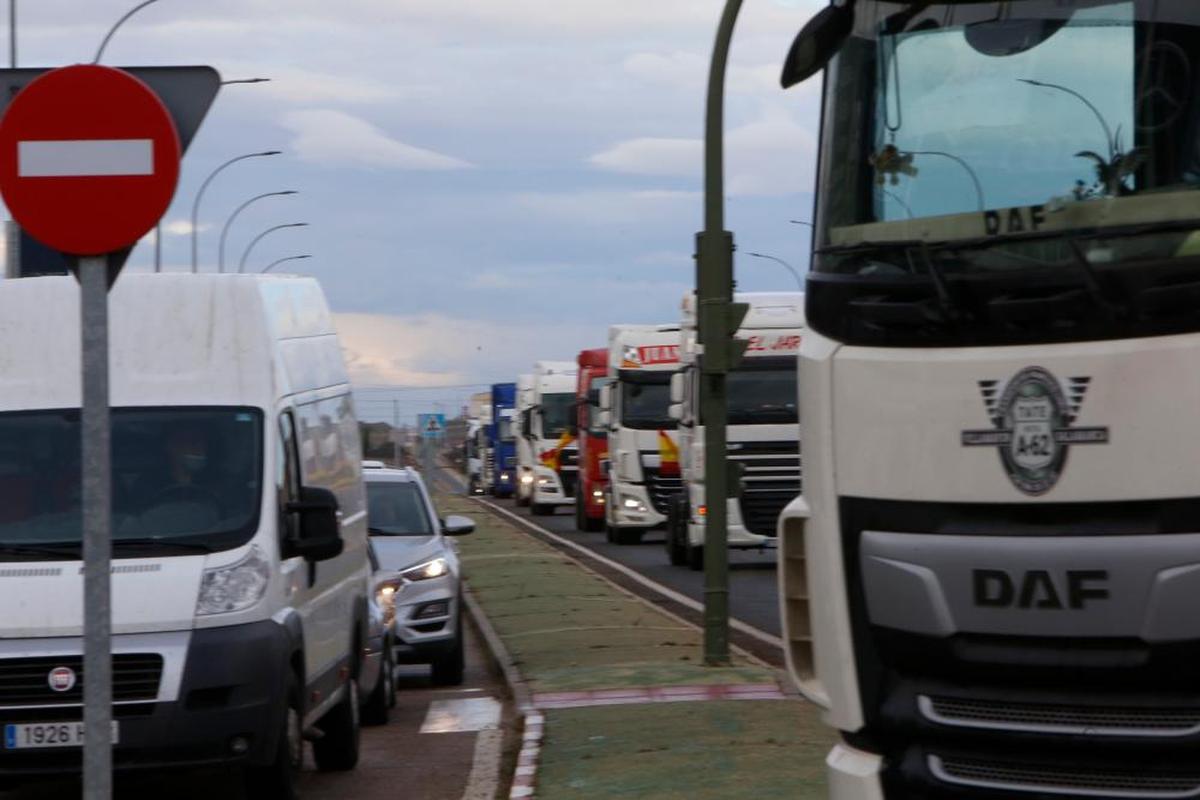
top-left (277, 412), bottom-right (301, 545)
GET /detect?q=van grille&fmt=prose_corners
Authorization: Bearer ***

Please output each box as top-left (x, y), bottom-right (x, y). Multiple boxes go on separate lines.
top-left (0, 655), bottom-right (162, 707)
top-left (921, 695), bottom-right (1200, 737)
top-left (730, 441), bottom-right (801, 536)
top-left (930, 755), bottom-right (1200, 798)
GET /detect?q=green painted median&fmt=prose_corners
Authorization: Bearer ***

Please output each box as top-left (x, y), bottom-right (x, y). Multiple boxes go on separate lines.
top-left (438, 494), bottom-right (835, 799)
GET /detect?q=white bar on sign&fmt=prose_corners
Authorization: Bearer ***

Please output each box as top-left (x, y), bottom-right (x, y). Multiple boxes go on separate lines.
top-left (18, 139), bottom-right (154, 178)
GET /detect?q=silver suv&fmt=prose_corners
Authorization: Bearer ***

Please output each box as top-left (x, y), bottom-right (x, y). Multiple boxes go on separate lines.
top-left (363, 465), bottom-right (474, 685)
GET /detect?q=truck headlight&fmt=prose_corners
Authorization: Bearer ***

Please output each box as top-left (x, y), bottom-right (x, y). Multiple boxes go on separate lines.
top-left (621, 495), bottom-right (648, 513)
top-left (520, 474), bottom-right (534, 485)
top-left (500, 472), bottom-right (511, 482)
top-left (401, 557), bottom-right (449, 582)
top-left (196, 546), bottom-right (270, 616)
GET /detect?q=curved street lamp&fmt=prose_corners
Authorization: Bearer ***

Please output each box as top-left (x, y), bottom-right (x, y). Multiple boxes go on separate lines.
top-left (190, 151), bottom-right (281, 272)
top-left (221, 77), bottom-right (270, 86)
top-left (218, 190), bottom-right (297, 273)
top-left (94, 0), bottom-right (161, 63)
top-left (239, 223), bottom-right (308, 274)
top-left (262, 254), bottom-right (312, 274)
top-left (746, 252), bottom-right (803, 292)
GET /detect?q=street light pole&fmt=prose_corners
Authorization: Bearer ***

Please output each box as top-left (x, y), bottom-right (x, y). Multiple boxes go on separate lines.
top-left (747, 252), bottom-right (803, 292)
top-left (697, 0), bottom-right (746, 667)
top-left (261, 254), bottom-right (312, 274)
top-left (93, 0), bottom-right (161, 64)
top-left (218, 190), bottom-right (297, 273)
top-left (221, 77), bottom-right (270, 86)
top-left (190, 151), bottom-right (280, 273)
top-left (238, 223), bottom-right (308, 273)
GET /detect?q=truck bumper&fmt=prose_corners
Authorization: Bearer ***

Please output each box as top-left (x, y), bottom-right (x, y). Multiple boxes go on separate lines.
top-left (610, 483), bottom-right (667, 529)
top-left (0, 622), bottom-right (290, 777)
top-left (827, 743), bottom-right (885, 800)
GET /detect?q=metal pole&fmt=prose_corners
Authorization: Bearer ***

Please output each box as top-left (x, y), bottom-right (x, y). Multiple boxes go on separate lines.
top-left (153, 223), bottom-right (161, 272)
top-left (190, 151), bottom-right (281, 273)
top-left (238, 223), bottom-right (307, 274)
top-left (9, 0), bottom-right (15, 68)
top-left (80, 255), bottom-right (113, 800)
top-left (393, 400), bottom-right (400, 467)
top-left (261, 254), bottom-right (311, 274)
top-left (218, 190), bottom-right (296, 273)
top-left (747, 252), bottom-right (804, 292)
top-left (697, 0), bottom-right (744, 667)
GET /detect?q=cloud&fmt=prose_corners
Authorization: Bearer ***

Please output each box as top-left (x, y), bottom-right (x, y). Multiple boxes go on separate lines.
top-left (161, 220), bottom-right (211, 236)
top-left (589, 138), bottom-right (702, 178)
top-left (281, 110), bottom-right (473, 171)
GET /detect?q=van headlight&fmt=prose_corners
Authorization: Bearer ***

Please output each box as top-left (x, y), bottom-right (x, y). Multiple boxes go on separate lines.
top-left (196, 546), bottom-right (270, 616)
top-left (401, 557), bottom-right (449, 582)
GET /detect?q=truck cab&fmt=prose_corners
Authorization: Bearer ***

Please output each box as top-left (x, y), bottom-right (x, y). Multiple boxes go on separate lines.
top-left (513, 374), bottom-right (535, 507)
top-left (666, 292), bottom-right (803, 570)
top-left (600, 325), bottom-right (682, 545)
top-left (488, 383), bottom-right (517, 498)
top-left (518, 361), bottom-right (579, 516)
top-left (574, 349), bottom-right (610, 533)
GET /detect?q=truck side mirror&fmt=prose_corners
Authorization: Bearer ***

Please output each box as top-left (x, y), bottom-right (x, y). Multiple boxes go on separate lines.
top-left (598, 409), bottom-right (611, 428)
top-left (287, 486), bottom-right (344, 562)
top-left (670, 372), bottom-right (684, 404)
top-left (599, 383), bottom-right (613, 412)
top-left (668, 403), bottom-right (683, 421)
top-left (781, 1), bottom-right (855, 89)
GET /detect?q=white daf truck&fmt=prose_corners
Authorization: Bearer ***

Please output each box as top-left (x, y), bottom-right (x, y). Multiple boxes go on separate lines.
top-left (0, 274), bottom-right (368, 796)
top-left (600, 324), bottom-right (683, 544)
top-left (666, 292), bottom-right (803, 570)
top-left (777, 3), bottom-right (1200, 798)
top-left (513, 374), bottom-right (535, 506)
top-left (517, 361), bottom-right (579, 515)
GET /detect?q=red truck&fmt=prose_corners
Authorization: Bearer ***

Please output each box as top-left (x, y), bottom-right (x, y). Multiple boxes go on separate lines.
top-left (574, 348), bottom-right (609, 532)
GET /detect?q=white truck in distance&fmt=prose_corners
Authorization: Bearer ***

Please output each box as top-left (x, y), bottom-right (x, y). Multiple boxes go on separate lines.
top-left (600, 324), bottom-right (683, 545)
top-left (516, 362), bottom-right (579, 515)
top-left (666, 292), bottom-right (804, 570)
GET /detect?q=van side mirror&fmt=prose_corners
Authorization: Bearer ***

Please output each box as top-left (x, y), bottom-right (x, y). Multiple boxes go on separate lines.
top-left (287, 487), bottom-right (344, 562)
top-left (669, 403), bottom-right (683, 422)
top-left (442, 514), bottom-right (475, 536)
top-left (781, 1), bottom-right (855, 89)
top-left (670, 372), bottom-right (684, 404)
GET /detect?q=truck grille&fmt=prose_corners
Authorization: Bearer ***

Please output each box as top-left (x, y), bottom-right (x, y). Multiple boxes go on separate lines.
top-left (730, 441), bottom-right (801, 536)
top-left (560, 448), bottom-right (579, 469)
top-left (930, 755), bottom-right (1200, 798)
top-left (0, 655), bottom-right (163, 707)
top-left (644, 466), bottom-right (683, 515)
top-left (560, 467), bottom-right (578, 498)
top-left (921, 695), bottom-right (1200, 737)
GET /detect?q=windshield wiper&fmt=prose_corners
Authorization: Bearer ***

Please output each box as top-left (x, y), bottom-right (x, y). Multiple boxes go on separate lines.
top-left (112, 538), bottom-right (214, 553)
top-left (0, 543), bottom-right (82, 560)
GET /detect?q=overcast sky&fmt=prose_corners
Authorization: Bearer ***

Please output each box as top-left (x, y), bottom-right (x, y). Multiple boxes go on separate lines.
top-left (5, 0), bottom-right (823, 422)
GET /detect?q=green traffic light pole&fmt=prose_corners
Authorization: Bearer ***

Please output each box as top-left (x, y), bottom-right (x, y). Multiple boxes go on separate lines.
top-left (698, 0), bottom-right (751, 667)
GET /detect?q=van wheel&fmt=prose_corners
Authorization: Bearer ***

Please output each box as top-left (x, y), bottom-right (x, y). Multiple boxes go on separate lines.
top-left (312, 678), bottom-right (361, 771)
top-left (687, 545), bottom-right (704, 572)
top-left (361, 642), bottom-right (394, 727)
top-left (431, 616), bottom-right (465, 686)
top-left (244, 671), bottom-right (302, 800)
top-left (666, 501), bottom-right (688, 566)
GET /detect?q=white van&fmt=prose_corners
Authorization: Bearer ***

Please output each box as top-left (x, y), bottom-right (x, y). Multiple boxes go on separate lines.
top-left (0, 275), bottom-right (368, 798)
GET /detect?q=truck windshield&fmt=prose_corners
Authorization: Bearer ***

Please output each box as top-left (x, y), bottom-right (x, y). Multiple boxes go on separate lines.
top-left (811, 1), bottom-right (1200, 346)
top-left (539, 393), bottom-right (574, 439)
top-left (727, 358), bottom-right (799, 425)
top-left (620, 372), bottom-right (672, 430)
top-left (0, 407), bottom-right (262, 560)
top-left (366, 482), bottom-right (434, 536)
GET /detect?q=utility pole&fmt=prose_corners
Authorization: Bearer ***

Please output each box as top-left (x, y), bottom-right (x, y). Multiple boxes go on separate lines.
top-left (393, 399), bottom-right (400, 466)
top-left (698, 0), bottom-right (750, 666)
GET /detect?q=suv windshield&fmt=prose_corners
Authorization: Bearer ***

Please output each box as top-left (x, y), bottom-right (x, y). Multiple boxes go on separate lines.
top-left (811, 1), bottom-right (1200, 346)
top-left (0, 407), bottom-right (262, 559)
top-left (620, 372), bottom-right (672, 429)
top-left (366, 482), bottom-right (434, 536)
top-left (539, 393), bottom-right (574, 439)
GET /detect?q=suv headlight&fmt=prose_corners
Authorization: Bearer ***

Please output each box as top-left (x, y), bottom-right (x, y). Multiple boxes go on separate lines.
top-left (196, 546), bottom-right (270, 616)
top-left (402, 557), bottom-right (449, 582)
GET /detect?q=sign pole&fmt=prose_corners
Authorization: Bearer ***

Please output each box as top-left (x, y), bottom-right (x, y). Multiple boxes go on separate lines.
top-left (80, 255), bottom-right (112, 800)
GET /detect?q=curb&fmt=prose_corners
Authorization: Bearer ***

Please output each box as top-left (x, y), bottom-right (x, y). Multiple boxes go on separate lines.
top-left (461, 584), bottom-right (543, 799)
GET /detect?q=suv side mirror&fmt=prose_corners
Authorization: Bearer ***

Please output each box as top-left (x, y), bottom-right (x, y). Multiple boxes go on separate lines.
top-left (442, 514), bottom-right (475, 536)
top-left (670, 372), bottom-right (684, 404)
top-left (287, 486), bottom-right (344, 562)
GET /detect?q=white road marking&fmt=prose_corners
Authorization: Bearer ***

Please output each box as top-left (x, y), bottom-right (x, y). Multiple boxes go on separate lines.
top-left (459, 728), bottom-right (503, 800)
top-left (477, 497), bottom-right (785, 650)
top-left (420, 697), bottom-right (501, 734)
top-left (18, 139), bottom-right (153, 177)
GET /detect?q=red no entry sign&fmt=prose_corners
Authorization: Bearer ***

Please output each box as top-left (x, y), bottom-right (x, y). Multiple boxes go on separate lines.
top-left (0, 64), bottom-right (181, 256)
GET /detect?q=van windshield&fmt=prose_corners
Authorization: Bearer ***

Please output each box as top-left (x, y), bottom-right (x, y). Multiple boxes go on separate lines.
top-left (0, 408), bottom-right (263, 560)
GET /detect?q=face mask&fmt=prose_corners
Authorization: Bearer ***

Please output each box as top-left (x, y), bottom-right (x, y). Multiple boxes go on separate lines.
top-left (182, 453), bottom-right (207, 474)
